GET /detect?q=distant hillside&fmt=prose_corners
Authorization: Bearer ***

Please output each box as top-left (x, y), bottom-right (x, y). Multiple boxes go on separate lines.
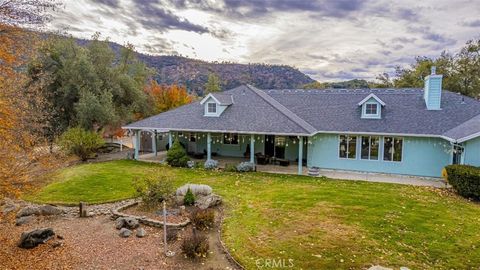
top-left (137, 54), bottom-right (315, 95)
top-left (326, 79), bottom-right (370, 89)
top-left (76, 38), bottom-right (372, 94)
top-left (77, 39), bottom-right (315, 95)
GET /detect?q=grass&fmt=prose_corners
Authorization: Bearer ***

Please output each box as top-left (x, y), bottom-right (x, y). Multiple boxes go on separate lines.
top-left (27, 160), bottom-right (480, 269)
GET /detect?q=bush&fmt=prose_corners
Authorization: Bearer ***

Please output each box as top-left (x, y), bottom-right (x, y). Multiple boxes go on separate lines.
top-left (224, 163), bottom-right (237, 172)
top-left (190, 208), bottom-right (215, 230)
top-left (166, 227), bottom-right (178, 243)
top-left (184, 187), bottom-right (195, 206)
top-left (204, 159), bottom-right (218, 170)
top-left (166, 140), bottom-right (190, 167)
top-left (132, 170), bottom-right (174, 209)
top-left (181, 229), bottom-right (209, 259)
top-left (58, 127), bottom-right (105, 161)
top-left (236, 162), bottom-right (255, 172)
top-left (445, 165), bottom-right (480, 200)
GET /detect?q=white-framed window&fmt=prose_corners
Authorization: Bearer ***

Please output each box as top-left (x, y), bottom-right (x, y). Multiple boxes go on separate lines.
top-left (383, 137), bottom-right (403, 162)
top-left (365, 103), bottom-right (378, 115)
top-left (223, 133), bottom-right (238, 145)
top-left (207, 102), bottom-right (217, 114)
top-left (361, 136), bottom-right (380, 160)
top-left (339, 135), bottom-right (357, 159)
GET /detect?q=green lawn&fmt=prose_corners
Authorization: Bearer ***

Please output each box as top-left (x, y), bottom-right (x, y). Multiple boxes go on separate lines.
top-left (27, 160), bottom-right (480, 269)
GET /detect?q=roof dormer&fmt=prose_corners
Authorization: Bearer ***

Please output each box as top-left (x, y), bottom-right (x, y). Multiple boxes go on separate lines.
top-left (358, 93), bottom-right (385, 119)
top-left (200, 93), bottom-right (233, 117)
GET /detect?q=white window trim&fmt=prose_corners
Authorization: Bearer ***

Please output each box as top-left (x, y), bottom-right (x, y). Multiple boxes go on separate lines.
top-left (360, 136), bottom-right (380, 161)
top-left (383, 136), bottom-right (403, 162)
top-left (205, 102), bottom-right (218, 116)
top-left (362, 102), bottom-right (381, 119)
top-left (338, 135), bottom-right (358, 160)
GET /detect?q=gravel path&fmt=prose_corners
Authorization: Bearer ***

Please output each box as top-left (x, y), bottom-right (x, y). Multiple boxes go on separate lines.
top-left (1, 203), bottom-right (237, 270)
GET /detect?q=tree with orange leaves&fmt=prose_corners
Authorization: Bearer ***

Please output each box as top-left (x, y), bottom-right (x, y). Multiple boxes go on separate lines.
top-left (0, 0), bottom-right (60, 198)
top-left (144, 80), bottom-right (195, 115)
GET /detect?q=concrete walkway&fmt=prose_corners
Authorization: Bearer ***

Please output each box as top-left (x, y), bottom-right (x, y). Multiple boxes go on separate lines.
top-left (316, 169), bottom-right (447, 188)
top-left (138, 152), bottom-right (446, 188)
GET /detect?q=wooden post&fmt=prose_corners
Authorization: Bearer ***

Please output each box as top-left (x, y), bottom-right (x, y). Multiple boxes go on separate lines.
top-left (79, 202), bottom-right (87, 217)
top-left (250, 134), bottom-right (255, 163)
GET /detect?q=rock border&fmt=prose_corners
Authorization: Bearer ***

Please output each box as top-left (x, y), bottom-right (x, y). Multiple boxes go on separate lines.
top-left (111, 201), bottom-right (190, 228)
top-left (217, 207), bottom-right (245, 270)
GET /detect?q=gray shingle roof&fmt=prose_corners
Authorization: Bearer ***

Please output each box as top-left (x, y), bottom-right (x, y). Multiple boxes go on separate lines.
top-left (124, 86), bottom-right (480, 142)
top-left (210, 93), bottom-right (233, 105)
top-left (125, 85), bottom-right (312, 135)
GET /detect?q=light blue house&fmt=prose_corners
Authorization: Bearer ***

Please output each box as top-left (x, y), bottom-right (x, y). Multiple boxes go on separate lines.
top-left (124, 68), bottom-right (480, 178)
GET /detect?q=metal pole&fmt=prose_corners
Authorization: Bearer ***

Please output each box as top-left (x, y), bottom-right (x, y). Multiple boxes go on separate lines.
top-left (163, 200), bottom-right (167, 254)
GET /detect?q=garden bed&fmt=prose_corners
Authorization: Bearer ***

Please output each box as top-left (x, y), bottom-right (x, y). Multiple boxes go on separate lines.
top-left (121, 203), bottom-right (190, 225)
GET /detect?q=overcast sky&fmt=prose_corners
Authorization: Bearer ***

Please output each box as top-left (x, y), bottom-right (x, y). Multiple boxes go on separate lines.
top-left (47, 0), bottom-right (480, 82)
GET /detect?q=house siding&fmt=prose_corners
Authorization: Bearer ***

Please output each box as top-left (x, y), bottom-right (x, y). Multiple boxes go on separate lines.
top-left (307, 134), bottom-right (451, 177)
top-left (464, 137), bottom-right (480, 166)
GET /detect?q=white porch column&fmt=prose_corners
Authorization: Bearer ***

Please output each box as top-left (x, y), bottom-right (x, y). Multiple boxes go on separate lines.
top-left (207, 133), bottom-right (212, 160)
top-left (298, 136), bottom-right (303, 175)
top-left (250, 134), bottom-right (255, 163)
top-left (152, 131), bottom-right (157, 156)
top-left (168, 132), bottom-right (173, 148)
top-left (134, 130), bottom-right (140, 160)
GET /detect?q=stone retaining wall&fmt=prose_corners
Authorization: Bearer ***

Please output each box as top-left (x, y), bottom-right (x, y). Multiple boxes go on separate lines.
top-left (111, 201), bottom-right (190, 228)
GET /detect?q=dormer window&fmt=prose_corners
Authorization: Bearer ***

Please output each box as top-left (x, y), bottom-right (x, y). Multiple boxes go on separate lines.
top-left (200, 93), bottom-right (233, 117)
top-left (358, 93), bottom-right (385, 119)
top-left (207, 102), bottom-right (217, 114)
top-left (365, 103), bottom-right (378, 115)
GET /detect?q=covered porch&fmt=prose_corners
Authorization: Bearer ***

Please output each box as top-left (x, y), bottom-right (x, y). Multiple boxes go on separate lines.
top-left (130, 130), bottom-right (308, 175)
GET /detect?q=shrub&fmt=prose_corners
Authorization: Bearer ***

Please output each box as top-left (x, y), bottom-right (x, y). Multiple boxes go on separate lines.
top-left (190, 208), bottom-right (215, 230)
top-left (445, 165), bottom-right (480, 200)
top-left (224, 163), bottom-right (237, 172)
top-left (132, 170), bottom-right (174, 209)
top-left (236, 162), bottom-right (255, 172)
top-left (184, 188), bottom-right (195, 206)
top-left (181, 229), bottom-right (209, 259)
top-left (58, 127), bottom-right (105, 161)
top-left (166, 140), bottom-right (190, 167)
top-left (204, 159), bottom-right (218, 170)
top-left (166, 227), bottom-right (178, 243)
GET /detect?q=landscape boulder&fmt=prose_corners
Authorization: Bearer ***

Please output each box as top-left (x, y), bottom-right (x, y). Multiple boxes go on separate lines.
top-left (16, 216), bottom-right (35, 226)
top-left (39, 205), bottom-right (64, 216)
top-left (16, 206), bottom-right (41, 218)
top-left (175, 184), bottom-right (215, 205)
top-left (119, 228), bottom-right (132, 238)
top-left (115, 217), bottom-right (139, 230)
top-left (1, 198), bottom-right (25, 215)
top-left (136, 228), bottom-right (146, 238)
top-left (195, 194), bottom-right (222, 209)
top-left (18, 228), bottom-right (55, 249)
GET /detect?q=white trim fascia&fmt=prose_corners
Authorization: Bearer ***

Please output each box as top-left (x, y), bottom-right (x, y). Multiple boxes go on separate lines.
top-left (121, 127), bottom-right (457, 142)
top-left (312, 130), bottom-right (456, 143)
top-left (121, 127), bottom-right (310, 136)
top-left (200, 94), bottom-right (220, 105)
top-left (358, 93), bottom-right (386, 106)
top-left (456, 132), bottom-right (480, 143)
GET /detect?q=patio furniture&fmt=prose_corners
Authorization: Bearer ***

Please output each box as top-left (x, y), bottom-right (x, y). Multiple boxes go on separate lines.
top-left (255, 153), bottom-right (270, 165)
top-left (277, 158), bottom-right (290, 166)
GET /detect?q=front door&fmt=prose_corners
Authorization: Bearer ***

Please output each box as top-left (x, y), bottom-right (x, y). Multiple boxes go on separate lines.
top-left (265, 135), bottom-right (275, 157)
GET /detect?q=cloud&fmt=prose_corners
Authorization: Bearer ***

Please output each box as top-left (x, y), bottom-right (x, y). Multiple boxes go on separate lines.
top-left (462, 19), bottom-right (480, 27)
top-left (134, 0), bottom-right (209, 33)
top-left (96, 0), bottom-right (119, 8)
top-left (47, 0), bottom-right (480, 81)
